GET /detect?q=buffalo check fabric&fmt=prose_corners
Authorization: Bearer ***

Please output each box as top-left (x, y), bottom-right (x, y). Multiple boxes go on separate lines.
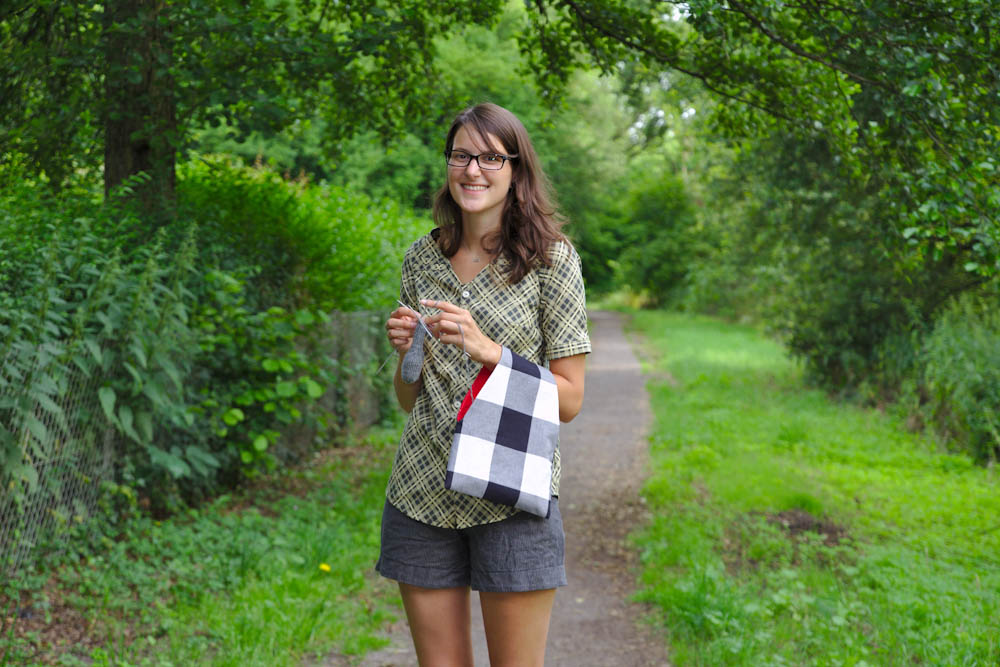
top-left (446, 347), bottom-right (560, 517)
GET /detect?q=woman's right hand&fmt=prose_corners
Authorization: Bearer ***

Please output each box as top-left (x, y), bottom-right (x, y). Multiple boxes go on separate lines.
top-left (386, 305), bottom-right (419, 354)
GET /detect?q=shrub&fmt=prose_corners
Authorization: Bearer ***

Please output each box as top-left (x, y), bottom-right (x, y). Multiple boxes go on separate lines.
top-left (0, 207), bottom-right (321, 515)
top-left (176, 155), bottom-right (430, 312)
top-left (921, 292), bottom-right (1000, 461)
top-left (617, 172), bottom-right (697, 307)
top-left (2, 157), bottom-right (430, 521)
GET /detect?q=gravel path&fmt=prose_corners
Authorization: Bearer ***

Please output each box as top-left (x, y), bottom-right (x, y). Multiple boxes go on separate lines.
top-left (342, 310), bottom-right (670, 666)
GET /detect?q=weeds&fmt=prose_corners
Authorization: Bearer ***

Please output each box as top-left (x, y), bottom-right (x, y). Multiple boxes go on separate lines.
top-left (0, 425), bottom-right (401, 666)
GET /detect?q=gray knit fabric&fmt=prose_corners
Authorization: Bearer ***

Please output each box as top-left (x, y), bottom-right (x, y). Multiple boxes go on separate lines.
top-left (400, 320), bottom-right (427, 383)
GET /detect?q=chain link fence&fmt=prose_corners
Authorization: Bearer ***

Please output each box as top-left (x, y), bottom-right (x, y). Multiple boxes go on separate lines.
top-left (1, 310), bottom-right (390, 581)
top-left (1, 353), bottom-right (115, 580)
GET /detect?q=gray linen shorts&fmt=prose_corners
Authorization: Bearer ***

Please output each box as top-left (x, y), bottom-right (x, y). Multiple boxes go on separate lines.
top-left (375, 500), bottom-right (567, 593)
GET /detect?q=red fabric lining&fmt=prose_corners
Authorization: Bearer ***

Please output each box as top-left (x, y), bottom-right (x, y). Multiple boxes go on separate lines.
top-left (456, 366), bottom-right (493, 421)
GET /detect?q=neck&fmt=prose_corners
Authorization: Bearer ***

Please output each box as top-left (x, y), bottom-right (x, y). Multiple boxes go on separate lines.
top-left (460, 239), bottom-right (491, 263)
top-left (460, 212), bottom-right (501, 255)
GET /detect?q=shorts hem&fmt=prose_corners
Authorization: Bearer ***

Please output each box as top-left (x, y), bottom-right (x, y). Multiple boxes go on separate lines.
top-left (375, 555), bottom-right (470, 590)
top-left (471, 565), bottom-right (567, 593)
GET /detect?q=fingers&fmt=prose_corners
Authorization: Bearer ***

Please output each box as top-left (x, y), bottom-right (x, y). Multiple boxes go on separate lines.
top-left (420, 300), bottom-right (467, 327)
top-left (420, 298), bottom-right (460, 314)
top-left (423, 310), bottom-right (471, 339)
top-left (387, 313), bottom-right (417, 336)
top-left (417, 301), bottom-right (498, 365)
top-left (386, 307), bottom-right (418, 353)
top-left (391, 305), bottom-right (419, 320)
top-left (395, 300), bottom-right (494, 364)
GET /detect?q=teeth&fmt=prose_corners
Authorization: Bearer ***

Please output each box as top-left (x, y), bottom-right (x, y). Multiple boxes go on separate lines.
top-left (464, 185), bottom-right (487, 190)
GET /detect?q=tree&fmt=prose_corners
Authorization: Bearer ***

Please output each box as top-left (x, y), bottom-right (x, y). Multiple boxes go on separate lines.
top-left (1, 0), bottom-right (505, 219)
top-left (618, 169), bottom-right (697, 306)
top-left (5, 0), bottom-right (996, 285)
top-left (517, 0), bottom-right (1000, 280)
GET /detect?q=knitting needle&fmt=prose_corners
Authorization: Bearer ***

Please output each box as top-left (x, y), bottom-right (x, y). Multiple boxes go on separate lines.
top-left (375, 300), bottom-right (438, 375)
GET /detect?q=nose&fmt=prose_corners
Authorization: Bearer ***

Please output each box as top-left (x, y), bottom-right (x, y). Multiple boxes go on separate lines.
top-left (464, 158), bottom-right (482, 175)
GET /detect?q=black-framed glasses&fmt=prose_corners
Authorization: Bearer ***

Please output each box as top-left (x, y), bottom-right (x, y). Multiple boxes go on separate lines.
top-left (444, 150), bottom-right (517, 170)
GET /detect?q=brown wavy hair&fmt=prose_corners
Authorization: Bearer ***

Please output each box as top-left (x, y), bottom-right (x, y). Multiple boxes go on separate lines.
top-left (432, 103), bottom-right (566, 284)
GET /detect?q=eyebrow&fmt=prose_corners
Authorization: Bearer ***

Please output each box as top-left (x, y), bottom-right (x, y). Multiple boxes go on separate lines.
top-left (451, 146), bottom-right (503, 154)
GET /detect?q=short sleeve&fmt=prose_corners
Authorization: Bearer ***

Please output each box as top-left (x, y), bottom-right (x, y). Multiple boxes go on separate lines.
top-left (539, 241), bottom-right (592, 360)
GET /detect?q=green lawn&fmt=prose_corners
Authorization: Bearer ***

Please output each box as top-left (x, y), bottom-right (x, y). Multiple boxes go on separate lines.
top-left (628, 311), bottom-right (1000, 666)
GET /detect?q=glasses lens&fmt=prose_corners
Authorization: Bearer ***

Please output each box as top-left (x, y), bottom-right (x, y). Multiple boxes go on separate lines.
top-left (447, 151), bottom-right (472, 167)
top-left (478, 154), bottom-right (505, 170)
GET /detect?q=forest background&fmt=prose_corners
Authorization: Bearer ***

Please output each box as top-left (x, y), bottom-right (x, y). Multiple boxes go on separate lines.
top-left (1, 0), bottom-right (998, 662)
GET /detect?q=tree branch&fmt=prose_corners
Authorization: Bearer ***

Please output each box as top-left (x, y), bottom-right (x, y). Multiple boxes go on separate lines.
top-left (555, 0), bottom-right (799, 124)
top-left (725, 0), bottom-right (893, 91)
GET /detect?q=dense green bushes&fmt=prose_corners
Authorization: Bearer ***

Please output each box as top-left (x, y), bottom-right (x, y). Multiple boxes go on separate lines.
top-left (617, 173), bottom-right (697, 307)
top-left (1, 159), bottom-right (429, 516)
top-left (596, 114), bottom-right (998, 463)
top-left (920, 294), bottom-right (1000, 462)
top-left (663, 130), bottom-right (1000, 462)
top-left (177, 156), bottom-right (426, 311)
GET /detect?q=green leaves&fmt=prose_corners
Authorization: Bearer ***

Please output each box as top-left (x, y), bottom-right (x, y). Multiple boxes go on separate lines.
top-left (2, 0), bottom-right (507, 197)
top-left (99, 387), bottom-right (117, 424)
top-left (186, 258), bottom-right (338, 477)
top-left (303, 378), bottom-right (324, 399)
top-left (922, 294), bottom-right (1000, 461)
top-left (275, 381), bottom-right (297, 398)
top-left (176, 157), bottom-right (430, 312)
top-left (520, 0), bottom-right (1000, 287)
top-left (150, 445), bottom-right (191, 479)
top-left (222, 408), bottom-right (245, 426)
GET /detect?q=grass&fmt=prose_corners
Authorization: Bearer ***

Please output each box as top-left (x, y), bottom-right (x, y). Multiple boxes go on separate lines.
top-left (7, 310), bottom-right (998, 665)
top-left (1, 426), bottom-right (402, 667)
top-left (628, 311), bottom-right (1000, 666)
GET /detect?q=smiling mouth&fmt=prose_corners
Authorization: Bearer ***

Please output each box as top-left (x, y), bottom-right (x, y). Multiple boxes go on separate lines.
top-left (462, 184), bottom-right (488, 191)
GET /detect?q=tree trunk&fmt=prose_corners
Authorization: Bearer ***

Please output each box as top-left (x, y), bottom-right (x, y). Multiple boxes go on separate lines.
top-left (103, 0), bottom-right (176, 224)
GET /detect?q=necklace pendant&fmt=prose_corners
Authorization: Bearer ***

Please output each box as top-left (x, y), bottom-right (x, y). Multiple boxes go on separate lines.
top-left (471, 256), bottom-right (481, 263)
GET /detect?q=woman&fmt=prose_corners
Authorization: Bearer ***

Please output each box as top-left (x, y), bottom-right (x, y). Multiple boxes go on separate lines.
top-left (378, 102), bottom-right (591, 666)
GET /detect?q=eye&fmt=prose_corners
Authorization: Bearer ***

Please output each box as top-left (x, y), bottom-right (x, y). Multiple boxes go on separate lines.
top-left (482, 154), bottom-right (503, 165)
top-left (452, 151), bottom-right (471, 161)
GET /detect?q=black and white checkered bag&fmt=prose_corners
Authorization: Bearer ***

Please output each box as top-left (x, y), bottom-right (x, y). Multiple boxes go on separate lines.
top-left (445, 347), bottom-right (560, 517)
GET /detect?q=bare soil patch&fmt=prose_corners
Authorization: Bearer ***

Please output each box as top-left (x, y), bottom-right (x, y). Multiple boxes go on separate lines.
top-left (765, 508), bottom-right (847, 546)
top-left (2, 577), bottom-right (112, 665)
top-left (721, 508), bottom-right (851, 576)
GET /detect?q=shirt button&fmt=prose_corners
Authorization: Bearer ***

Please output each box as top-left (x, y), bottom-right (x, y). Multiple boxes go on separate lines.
top-left (453, 398), bottom-right (462, 409)
top-left (461, 290), bottom-right (470, 299)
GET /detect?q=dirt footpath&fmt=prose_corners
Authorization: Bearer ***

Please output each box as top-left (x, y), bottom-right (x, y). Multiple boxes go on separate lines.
top-left (350, 310), bottom-right (671, 666)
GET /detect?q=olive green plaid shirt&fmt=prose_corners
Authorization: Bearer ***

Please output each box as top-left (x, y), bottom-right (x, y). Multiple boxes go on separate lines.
top-left (386, 230), bottom-right (592, 528)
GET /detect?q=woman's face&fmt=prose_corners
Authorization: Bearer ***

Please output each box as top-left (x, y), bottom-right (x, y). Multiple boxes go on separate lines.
top-left (447, 125), bottom-right (513, 222)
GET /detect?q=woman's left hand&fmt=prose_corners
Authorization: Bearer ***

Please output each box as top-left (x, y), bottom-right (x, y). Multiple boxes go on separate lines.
top-left (420, 299), bottom-right (503, 368)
